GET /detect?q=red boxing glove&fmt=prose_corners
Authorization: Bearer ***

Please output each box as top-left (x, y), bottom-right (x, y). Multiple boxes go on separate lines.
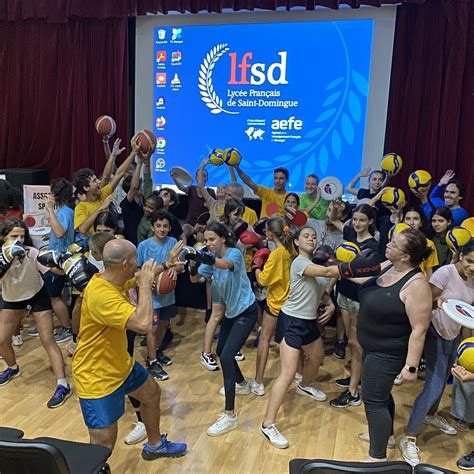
top-left (240, 230), bottom-right (264, 249)
top-left (312, 245), bottom-right (336, 266)
top-left (252, 248), bottom-right (271, 271)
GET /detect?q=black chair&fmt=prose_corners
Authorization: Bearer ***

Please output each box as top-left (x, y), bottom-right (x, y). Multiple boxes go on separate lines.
top-left (0, 436), bottom-right (111, 474)
top-left (414, 464), bottom-right (457, 474)
top-left (289, 458), bottom-right (413, 474)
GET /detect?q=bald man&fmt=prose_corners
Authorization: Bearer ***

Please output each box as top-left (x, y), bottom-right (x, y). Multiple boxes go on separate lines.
top-left (72, 239), bottom-right (187, 460)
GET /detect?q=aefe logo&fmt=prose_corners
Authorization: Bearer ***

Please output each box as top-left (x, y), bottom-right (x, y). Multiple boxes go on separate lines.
top-left (228, 52), bottom-right (288, 86)
top-left (271, 116), bottom-right (303, 130)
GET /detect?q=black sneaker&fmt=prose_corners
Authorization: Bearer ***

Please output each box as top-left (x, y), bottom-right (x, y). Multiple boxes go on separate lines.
top-left (333, 340), bottom-right (346, 359)
top-left (329, 389), bottom-right (362, 408)
top-left (335, 376), bottom-right (361, 389)
top-left (457, 451), bottom-right (474, 471)
top-left (156, 350), bottom-right (172, 366)
top-left (0, 366), bottom-right (21, 386)
top-left (47, 384), bottom-right (72, 408)
top-left (147, 360), bottom-right (169, 381)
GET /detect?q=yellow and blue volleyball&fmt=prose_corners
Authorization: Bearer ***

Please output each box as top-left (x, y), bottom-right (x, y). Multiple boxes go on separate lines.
top-left (223, 147), bottom-right (242, 166)
top-left (446, 227), bottom-right (472, 250)
top-left (381, 153), bottom-right (403, 174)
top-left (388, 222), bottom-right (411, 241)
top-left (408, 170), bottom-right (432, 191)
top-left (457, 337), bottom-right (474, 372)
top-left (461, 218), bottom-right (474, 238)
top-left (381, 187), bottom-right (406, 210)
top-left (335, 241), bottom-right (361, 262)
top-left (208, 148), bottom-right (225, 166)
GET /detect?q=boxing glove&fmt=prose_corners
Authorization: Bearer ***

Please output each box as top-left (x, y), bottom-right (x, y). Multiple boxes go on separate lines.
top-left (37, 248), bottom-right (63, 269)
top-left (337, 250), bottom-right (381, 278)
top-left (0, 239), bottom-right (26, 277)
top-left (252, 248), bottom-right (271, 271)
top-left (240, 230), bottom-right (264, 249)
top-left (61, 253), bottom-right (90, 292)
top-left (188, 259), bottom-right (200, 276)
top-left (312, 245), bottom-right (336, 266)
top-left (178, 245), bottom-right (196, 263)
top-left (67, 243), bottom-right (83, 254)
top-left (186, 248), bottom-right (216, 266)
top-left (232, 221), bottom-right (249, 240)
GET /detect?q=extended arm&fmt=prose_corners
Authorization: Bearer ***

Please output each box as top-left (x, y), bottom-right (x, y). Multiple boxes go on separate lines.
top-left (234, 164), bottom-right (259, 194)
top-left (109, 136), bottom-right (139, 192)
top-left (127, 159), bottom-right (144, 202)
top-left (346, 167), bottom-right (371, 196)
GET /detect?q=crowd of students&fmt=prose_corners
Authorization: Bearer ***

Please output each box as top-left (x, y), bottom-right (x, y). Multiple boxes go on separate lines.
top-left (0, 134), bottom-right (473, 469)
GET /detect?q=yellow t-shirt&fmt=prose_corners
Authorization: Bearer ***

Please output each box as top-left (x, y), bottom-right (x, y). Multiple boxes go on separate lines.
top-left (256, 246), bottom-right (292, 316)
top-left (74, 184), bottom-right (113, 237)
top-left (243, 207), bottom-right (258, 272)
top-left (420, 238), bottom-right (439, 276)
top-left (72, 274), bottom-right (136, 398)
top-left (256, 186), bottom-right (287, 218)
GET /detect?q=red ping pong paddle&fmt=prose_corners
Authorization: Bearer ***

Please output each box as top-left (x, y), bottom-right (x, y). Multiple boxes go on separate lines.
top-left (292, 211), bottom-right (308, 227)
top-left (266, 202), bottom-right (279, 216)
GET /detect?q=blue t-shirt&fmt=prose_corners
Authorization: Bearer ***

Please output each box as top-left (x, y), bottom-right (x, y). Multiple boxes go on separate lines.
top-left (49, 205), bottom-right (75, 253)
top-left (137, 236), bottom-right (177, 309)
top-left (198, 247), bottom-right (255, 318)
top-left (422, 185), bottom-right (469, 226)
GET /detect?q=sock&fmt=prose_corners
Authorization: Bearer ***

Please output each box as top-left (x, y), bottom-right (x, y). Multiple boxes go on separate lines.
top-left (9, 364), bottom-right (18, 371)
top-left (57, 378), bottom-right (68, 388)
top-left (148, 358), bottom-right (157, 364)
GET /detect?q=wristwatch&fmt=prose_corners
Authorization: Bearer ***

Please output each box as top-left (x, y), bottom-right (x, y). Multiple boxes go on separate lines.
top-left (404, 365), bottom-right (417, 373)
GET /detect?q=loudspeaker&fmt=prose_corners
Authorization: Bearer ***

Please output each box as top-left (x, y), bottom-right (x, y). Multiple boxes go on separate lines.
top-left (3, 169), bottom-right (49, 187)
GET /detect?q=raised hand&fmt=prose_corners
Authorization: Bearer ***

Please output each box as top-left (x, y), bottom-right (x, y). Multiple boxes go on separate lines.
top-left (111, 138), bottom-right (126, 157)
top-left (44, 194), bottom-right (55, 212)
top-left (360, 167), bottom-right (372, 178)
top-left (439, 170), bottom-right (455, 186)
top-left (168, 240), bottom-right (186, 264)
top-left (138, 259), bottom-right (157, 288)
top-left (99, 193), bottom-right (115, 212)
top-left (131, 134), bottom-right (141, 153)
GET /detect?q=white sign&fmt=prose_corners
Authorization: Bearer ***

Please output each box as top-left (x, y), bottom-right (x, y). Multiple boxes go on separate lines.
top-left (23, 185), bottom-right (52, 228)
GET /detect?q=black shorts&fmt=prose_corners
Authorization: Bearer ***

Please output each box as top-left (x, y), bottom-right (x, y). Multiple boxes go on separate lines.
top-left (2, 285), bottom-right (52, 313)
top-left (263, 304), bottom-right (278, 318)
top-left (152, 304), bottom-right (176, 326)
top-left (42, 271), bottom-right (67, 298)
top-left (275, 310), bottom-right (320, 349)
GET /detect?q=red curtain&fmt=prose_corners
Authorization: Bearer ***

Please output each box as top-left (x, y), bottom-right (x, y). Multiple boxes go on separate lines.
top-left (385, 0), bottom-right (473, 214)
top-left (0, 18), bottom-right (128, 179)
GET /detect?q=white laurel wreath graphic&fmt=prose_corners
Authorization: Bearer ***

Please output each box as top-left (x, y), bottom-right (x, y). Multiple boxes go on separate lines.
top-left (198, 44), bottom-right (238, 115)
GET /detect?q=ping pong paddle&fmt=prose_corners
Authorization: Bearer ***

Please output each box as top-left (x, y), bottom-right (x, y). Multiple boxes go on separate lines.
top-left (292, 211), bottom-right (308, 227)
top-left (197, 212), bottom-right (210, 225)
top-left (266, 202), bottom-right (279, 216)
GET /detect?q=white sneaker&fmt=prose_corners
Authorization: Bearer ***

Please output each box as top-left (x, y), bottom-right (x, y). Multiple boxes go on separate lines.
top-left (207, 413), bottom-right (238, 437)
top-left (234, 351), bottom-right (245, 361)
top-left (399, 435), bottom-right (420, 466)
top-left (200, 352), bottom-right (219, 371)
top-left (12, 335), bottom-right (23, 347)
top-left (260, 423), bottom-right (289, 449)
top-left (424, 415), bottom-right (457, 435)
top-left (124, 421), bottom-right (147, 445)
top-left (394, 372), bottom-right (403, 386)
top-left (293, 372), bottom-right (303, 385)
top-left (218, 382), bottom-right (250, 396)
top-left (249, 379), bottom-right (265, 396)
top-left (296, 384), bottom-right (327, 402)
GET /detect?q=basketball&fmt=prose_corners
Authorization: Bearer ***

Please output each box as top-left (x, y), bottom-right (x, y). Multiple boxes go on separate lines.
top-left (380, 187), bottom-right (406, 210)
top-left (446, 227), bottom-right (472, 250)
top-left (136, 129), bottom-right (157, 154)
top-left (153, 270), bottom-right (176, 295)
top-left (388, 223), bottom-right (412, 241)
top-left (95, 115), bottom-right (116, 137)
top-left (380, 153), bottom-right (403, 174)
top-left (208, 148), bottom-right (225, 166)
top-left (223, 147), bottom-right (242, 166)
top-left (461, 218), bottom-right (474, 237)
top-left (335, 242), bottom-right (361, 262)
top-left (457, 337), bottom-right (474, 372)
top-left (408, 170), bottom-right (432, 191)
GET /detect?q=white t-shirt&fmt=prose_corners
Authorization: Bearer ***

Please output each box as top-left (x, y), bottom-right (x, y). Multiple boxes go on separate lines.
top-left (281, 255), bottom-right (326, 320)
top-left (430, 264), bottom-right (474, 340)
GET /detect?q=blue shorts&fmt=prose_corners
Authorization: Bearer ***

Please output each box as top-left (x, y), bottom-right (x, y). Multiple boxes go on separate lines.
top-left (42, 271), bottom-right (67, 298)
top-left (79, 362), bottom-right (149, 429)
top-left (152, 304), bottom-right (176, 326)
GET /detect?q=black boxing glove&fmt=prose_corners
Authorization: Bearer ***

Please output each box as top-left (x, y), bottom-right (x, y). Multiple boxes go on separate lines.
top-left (337, 250), bottom-right (381, 278)
top-left (37, 248), bottom-right (63, 269)
top-left (312, 245), bottom-right (336, 266)
top-left (186, 248), bottom-right (216, 266)
top-left (0, 239), bottom-right (26, 277)
top-left (61, 253), bottom-right (90, 292)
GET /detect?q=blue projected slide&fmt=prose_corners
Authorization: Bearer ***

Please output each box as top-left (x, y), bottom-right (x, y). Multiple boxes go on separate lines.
top-left (152, 21), bottom-right (373, 191)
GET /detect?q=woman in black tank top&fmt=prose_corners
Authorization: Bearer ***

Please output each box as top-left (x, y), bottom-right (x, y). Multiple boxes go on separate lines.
top-left (356, 228), bottom-right (433, 462)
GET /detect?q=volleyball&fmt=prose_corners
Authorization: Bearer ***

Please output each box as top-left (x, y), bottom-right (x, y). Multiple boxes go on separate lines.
top-left (446, 227), bottom-right (472, 250)
top-left (208, 148), bottom-right (225, 166)
top-left (457, 337), bottom-right (474, 372)
top-left (223, 147), bottom-right (242, 166)
top-left (380, 153), bottom-right (403, 174)
top-left (388, 223), bottom-right (411, 241)
top-left (335, 242), bottom-right (361, 262)
top-left (408, 170), bottom-right (432, 191)
top-left (380, 187), bottom-right (406, 210)
top-left (461, 218), bottom-right (474, 237)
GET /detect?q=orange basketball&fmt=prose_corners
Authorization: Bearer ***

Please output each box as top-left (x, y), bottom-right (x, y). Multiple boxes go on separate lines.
top-left (136, 130), bottom-right (157, 154)
top-left (95, 115), bottom-right (116, 137)
top-left (153, 270), bottom-right (176, 295)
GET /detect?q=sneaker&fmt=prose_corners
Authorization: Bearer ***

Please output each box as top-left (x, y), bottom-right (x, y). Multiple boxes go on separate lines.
top-left (54, 327), bottom-right (73, 344)
top-left (333, 339), bottom-right (346, 359)
top-left (67, 340), bottom-right (76, 356)
top-left (207, 413), bottom-right (238, 437)
top-left (27, 326), bottom-right (39, 337)
top-left (156, 350), bottom-right (172, 367)
top-left (11, 335), bottom-right (23, 346)
top-left (260, 423), bottom-right (289, 449)
top-left (200, 352), bottom-right (220, 371)
top-left (296, 384), bottom-right (327, 402)
top-left (124, 422), bottom-right (148, 445)
top-left (249, 379), bottom-right (265, 396)
top-left (358, 432), bottom-right (396, 449)
top-left (47, 384), bottom-right (72, 408)
top-left (329, 389), bottom-right (361, 408)
top-left (293, 372), bottom-right (303, 385)
top-left (0, 367), bottom-right (21, 386)
top-left (394, 372), bottom-right (404, 386)
top-left (147, 360), bottom-right (169, 381)
top-left (418, 358), bottom-right (426, 372)
top-left (423, 414), bottom-right (457, 435)
top-left (141, 433), bottom-right (187, 460)
top-left (218, 382), bottom-right (250, 396)
top-left (457, 451), bottom-right (474, 471)
top-left (335, 376), bottom-right (361, 389)
top-left (399, 435), bottom-right (420, 467)
top-left (235, 351), bottom-right (245, 361)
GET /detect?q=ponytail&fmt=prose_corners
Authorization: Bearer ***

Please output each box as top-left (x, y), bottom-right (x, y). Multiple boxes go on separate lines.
top-left (266, 216), bottom-right (294, 253)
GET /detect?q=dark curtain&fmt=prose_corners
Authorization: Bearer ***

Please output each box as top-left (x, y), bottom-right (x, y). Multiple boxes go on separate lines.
top-left (385, 0), bottom-right (473, 214)
top-left (0, 18), bottom-right (128, 179)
